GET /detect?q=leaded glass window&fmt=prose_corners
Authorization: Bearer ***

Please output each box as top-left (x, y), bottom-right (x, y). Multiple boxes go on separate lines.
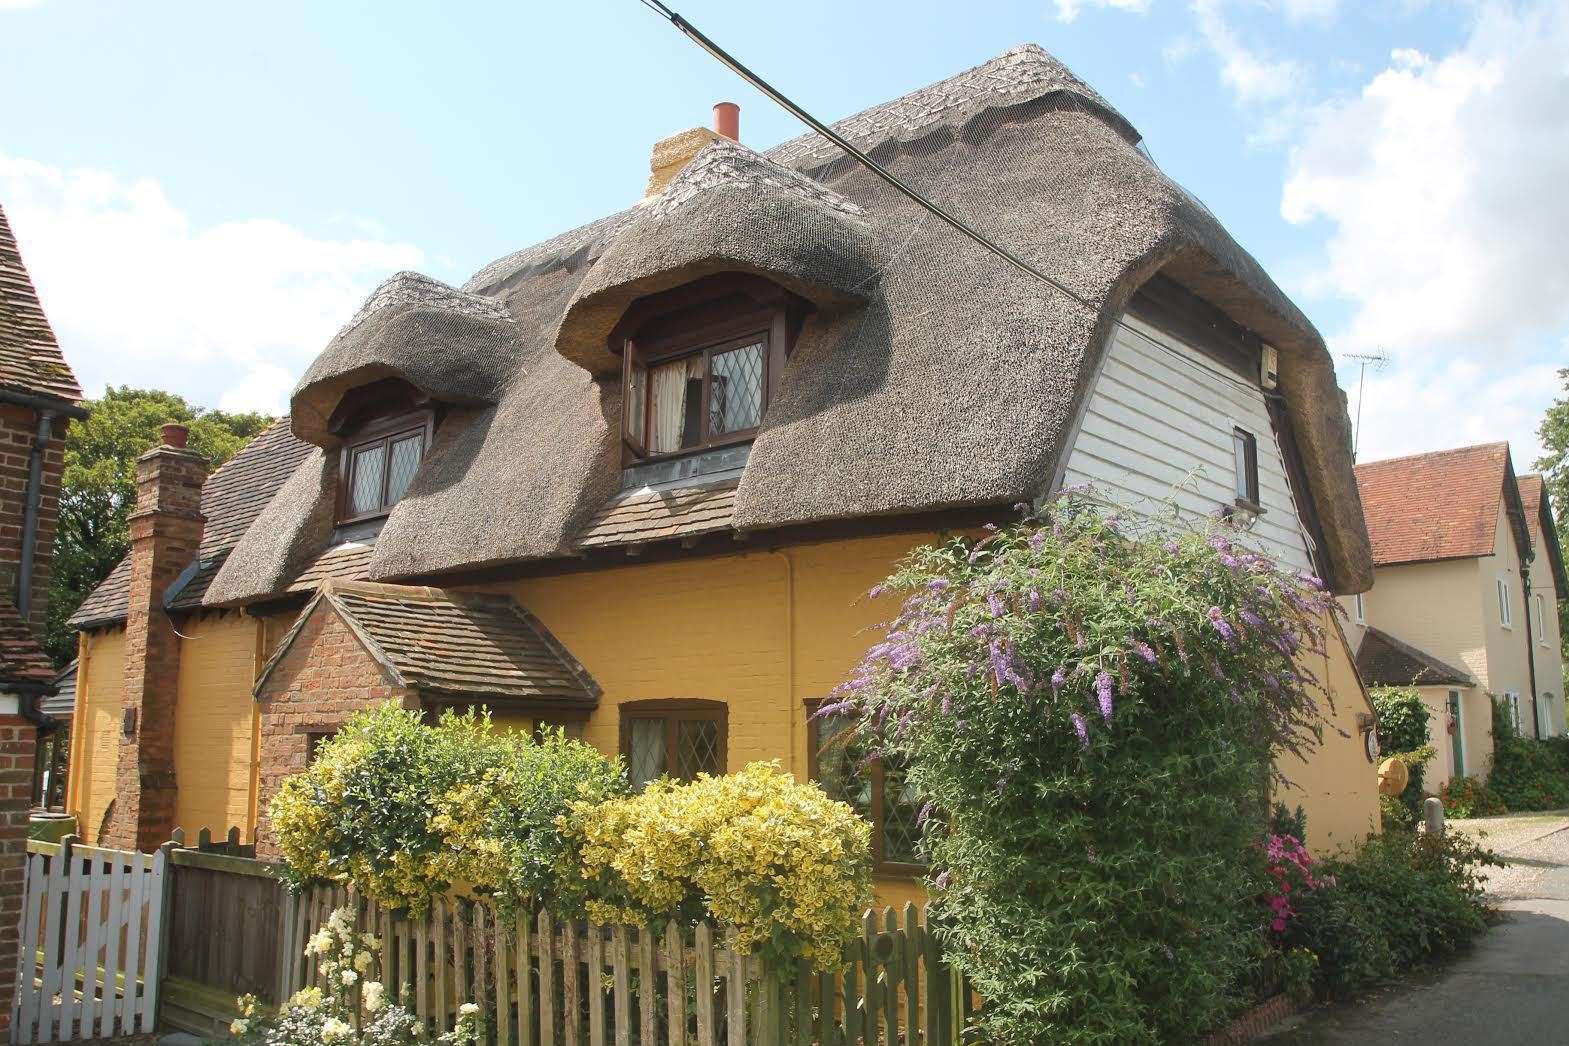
top-left (809, 703), bottom-right (926, 871)
top-left (622, 702), bottom-right (727, 790)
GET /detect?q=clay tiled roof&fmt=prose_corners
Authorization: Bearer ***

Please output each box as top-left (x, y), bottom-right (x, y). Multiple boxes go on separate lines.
top-left (0, 603), bottom-right (58, 691)
top-left (1518, 473), bottom-right (1568, 595)
top-left (257, 580), bottom-right (599, 707)
top-left (1355, 444), bottom-right (1517, 566)
top-left (0, 202), bottom-right (82, 405)
top-left (576, 475), bottom-right (740, 550)
top-left (1356, 626), bottom-right (1475, 688)
top-left (288, 541), bottom-right (375, 592)
top-left (69, 418), bottom-right (314, 627)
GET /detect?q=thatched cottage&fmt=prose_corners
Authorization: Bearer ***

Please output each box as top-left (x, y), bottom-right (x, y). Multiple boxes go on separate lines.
top-left (65, 45), bottom-right (1380, 890)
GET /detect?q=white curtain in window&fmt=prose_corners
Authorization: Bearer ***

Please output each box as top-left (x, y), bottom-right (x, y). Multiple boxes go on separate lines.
top-left (650, 356), bottom-right (703, 453)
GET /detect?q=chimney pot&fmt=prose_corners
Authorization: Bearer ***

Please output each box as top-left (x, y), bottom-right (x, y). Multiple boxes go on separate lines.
top-left (161, 423), bottom-right (189, 449)
top-left (713, 102), bottom-right (740, 142)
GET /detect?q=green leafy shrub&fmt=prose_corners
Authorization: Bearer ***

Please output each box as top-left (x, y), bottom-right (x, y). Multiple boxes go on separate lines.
top-left (270, 705), bottom-right (624, 912)
top-left (1380, 794), bottom-right (1415, 832)
top-left (1486, 698), bottom-right (1569, 811)
top-left (1370, 686), bottom-right (1433, 820)
top-left (1441, 775), bottom-right (1507, 818)
top-left (1282, 878), bottom-right (1392, 997)
top-left (831, 497), bottom-right (1339, 1045)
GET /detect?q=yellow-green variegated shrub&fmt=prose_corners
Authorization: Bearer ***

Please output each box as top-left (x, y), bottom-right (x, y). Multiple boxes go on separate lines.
top-left (563, 762), bottom-right (872, 968)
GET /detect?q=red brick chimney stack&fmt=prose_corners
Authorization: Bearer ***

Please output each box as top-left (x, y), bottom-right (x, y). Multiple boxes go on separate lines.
top-left (104, 423), bottom-right (205, 851)
top-left (713, 101), bottom-right (739, 141)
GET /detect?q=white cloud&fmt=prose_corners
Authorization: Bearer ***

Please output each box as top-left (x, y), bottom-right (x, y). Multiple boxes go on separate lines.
top-left (1281, 2), bottom-right (1569, 464)
top-left (1282, 3), bottom-right (1569, 356)
top-left (1192, 0), bottom-right (1304, 103)
top-left (1346, 355), bottom-right (1562, 466)
top-left (1053, 0), bottom-right (1151, 23)
top-left (0, 154), bottom-right (423, 415)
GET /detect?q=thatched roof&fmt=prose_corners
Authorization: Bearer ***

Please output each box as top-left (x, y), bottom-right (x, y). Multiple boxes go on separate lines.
top-left (79, 43), bottom-right (1372, 625)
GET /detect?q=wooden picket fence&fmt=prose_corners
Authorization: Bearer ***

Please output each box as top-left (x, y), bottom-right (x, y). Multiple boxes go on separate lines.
top-left (282, 883), bottom-right (965, 1046)
top-left (9, 837), bottom-right (171, 1044)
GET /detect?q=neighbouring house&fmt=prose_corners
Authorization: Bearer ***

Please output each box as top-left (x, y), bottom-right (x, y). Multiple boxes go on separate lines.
top-left (1346, 442), bottom-right (1567, 791)
top-left (65, 45), bottom-right (1381, 890)
top-left (0, 199), bottom-right (86, 1036)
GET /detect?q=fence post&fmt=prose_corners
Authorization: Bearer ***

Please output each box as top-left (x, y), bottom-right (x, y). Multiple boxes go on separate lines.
top-left (139, 836), bottom-right (177, 1033)
top-left (1424, 797), bottom-right (1446, 836)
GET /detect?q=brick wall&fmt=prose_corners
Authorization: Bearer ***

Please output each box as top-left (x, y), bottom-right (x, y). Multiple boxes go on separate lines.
top-left (253, 602), bottom-right (418, 860)
top-left (0, 402), bottom-right (66, 632)
top-left (0, 710), bottom-right (38, 1038)
top-left (105, 438), bottom-right (206, 853)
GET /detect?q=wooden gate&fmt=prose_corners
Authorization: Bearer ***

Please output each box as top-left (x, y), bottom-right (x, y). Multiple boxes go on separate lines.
top-left (9, 837), bottom-right (171, 1044)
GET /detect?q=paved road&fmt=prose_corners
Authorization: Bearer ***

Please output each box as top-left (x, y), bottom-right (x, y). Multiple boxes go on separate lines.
top-left (1273, 812), bottom-right (1569, 1045)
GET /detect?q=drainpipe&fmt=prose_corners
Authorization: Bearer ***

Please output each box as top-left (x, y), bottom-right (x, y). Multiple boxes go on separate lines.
top-left (1523, 561), bottom-right (1541, 739)
top-left (17, 409), bottom-right (55, 623)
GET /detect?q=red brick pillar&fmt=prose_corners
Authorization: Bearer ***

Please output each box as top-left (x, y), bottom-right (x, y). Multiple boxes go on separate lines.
top-left (105, 425), bottom-right (206, 853)
top-left (0, 708), bottom-right (38, 1038)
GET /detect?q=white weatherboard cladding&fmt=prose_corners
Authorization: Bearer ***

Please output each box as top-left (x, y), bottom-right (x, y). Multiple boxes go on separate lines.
top-left (1060, 313), bottom-right (1314, 573)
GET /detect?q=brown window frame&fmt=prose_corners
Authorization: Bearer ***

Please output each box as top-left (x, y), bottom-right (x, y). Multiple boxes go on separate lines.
top-left (1232, 426), bottom-right (1261, 510)
top-left (31, 727), bottom-right (69, 813)
top-left (618, 699), bottom-right (728, 787)
top-left (805, 700), bottom-right (926, 877)
top-left (613, 273), bottom-right (803, 465)
top-left (335, 410), bottom-right (434, 525)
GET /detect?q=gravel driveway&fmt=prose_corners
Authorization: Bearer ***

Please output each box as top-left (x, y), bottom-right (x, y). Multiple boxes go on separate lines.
top-left (1271, 811), bottom-right (1569, 1045)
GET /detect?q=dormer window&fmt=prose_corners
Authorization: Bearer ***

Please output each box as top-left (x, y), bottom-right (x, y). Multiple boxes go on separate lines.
top-left (329, 378), bottom-right (435, 524)
top-left (613, 274), bottom-right (804, 463)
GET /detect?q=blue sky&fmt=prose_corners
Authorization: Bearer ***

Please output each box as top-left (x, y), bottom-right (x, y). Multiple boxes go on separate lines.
top-left (2, 0), bottom-right (1565, 465)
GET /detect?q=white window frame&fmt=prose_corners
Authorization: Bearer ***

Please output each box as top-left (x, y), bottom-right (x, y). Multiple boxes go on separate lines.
top-left (1353, 592), bottom-right (1366, 626)
top-left (1504, 691), bottom-right (1522, 733)
top-left (1534, 592), bottom-right (1548, 645)
top-left (1497, 575), bottom-right (1512, 629)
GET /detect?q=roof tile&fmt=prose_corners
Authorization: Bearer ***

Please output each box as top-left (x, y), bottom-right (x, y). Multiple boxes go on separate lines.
top-left (0, 202), bottom-right (82, 404)
top-left (1355, 443), bottom-right (1510, 566)
top-left (1356, 626), bottom-right (1475, 688)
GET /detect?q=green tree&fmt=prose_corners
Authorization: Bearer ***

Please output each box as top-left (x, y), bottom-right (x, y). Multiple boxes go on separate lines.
top-left (1536, 367), bottom-right (1569, 663)
top-left (44, 387), bottom-right (272, 664)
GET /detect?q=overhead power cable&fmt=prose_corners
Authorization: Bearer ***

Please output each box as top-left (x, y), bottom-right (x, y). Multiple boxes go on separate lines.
top-left (634, 0), bottom-right (1099, 315)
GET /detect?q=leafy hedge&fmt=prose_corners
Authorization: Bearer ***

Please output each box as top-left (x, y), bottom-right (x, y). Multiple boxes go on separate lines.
top-left (829, 498), bottom-right (1339, 1045)
top-left (1281, 827), bottom-right (1502, 997)
top-left (1486, 697), bottom-right (1569, 811)
top-left (1369, 686), bottom-right (1433, 827)
top-left (269, 706), bottom-right (872, 967)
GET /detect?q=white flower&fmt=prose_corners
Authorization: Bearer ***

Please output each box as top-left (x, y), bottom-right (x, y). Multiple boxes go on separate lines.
top-left (289, 987), bottom-right (324, 1011)
top-left (459, 1003), bottom-right (479, 1017)
top-left (353, 951), bottom-right (372, 972)
top-left (327, 908), bottom-right (351, 934)
top-left (306, 930), bottom-right (334, 956)
top-left (340, 969), bottom-right (358, 986)
top-left (320, 1017), bottom-right (353, 1042)
top-left (362, 981), bottom-right (387, 1013)
top-left (229, 1019), bottom-right (249, 1036)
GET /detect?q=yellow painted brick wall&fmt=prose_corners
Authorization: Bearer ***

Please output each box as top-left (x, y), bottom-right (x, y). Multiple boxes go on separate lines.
top-left (70, 626), bottom-right (125, 843)
top-left (1275, 621), bottom-right (1380, 855)
top-left (172, 611), bottom-right (259, 838)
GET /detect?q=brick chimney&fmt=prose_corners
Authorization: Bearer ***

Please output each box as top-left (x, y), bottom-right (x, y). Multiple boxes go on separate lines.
top-left (642, 102), bottom-right (741, 200)
top-left (104, 424), bottom-right (206, 851)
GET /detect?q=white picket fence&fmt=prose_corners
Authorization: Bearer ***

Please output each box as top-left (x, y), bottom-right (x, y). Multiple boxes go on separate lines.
top-left (9, 837), bottom-right (171, 1044)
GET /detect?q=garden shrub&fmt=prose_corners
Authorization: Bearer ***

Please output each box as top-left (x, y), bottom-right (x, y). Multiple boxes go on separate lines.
top-left (831, 498), bottom-right (1339, 1045)
top-left (233, 905), bottom-right (481, 1046)
top-left (1370, 686), bottom-right (1434, 820)
top-left (563, 761), bottom-right (871, 968)
top-left (1282, 828), bottom-right (1501, 996)
top-left (1441, 775), bottom-right (1506, 818)
top-left (270, 705), bottom-right (623, 912)
top-left (1486, 697), bottom-right (1569, 811)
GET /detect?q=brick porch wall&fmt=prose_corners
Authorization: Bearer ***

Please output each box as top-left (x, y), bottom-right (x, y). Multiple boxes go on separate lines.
top-left (253, 602), bottom-right (418, 860)
top-left (0, 402), bottom-right (66, 633)
top-left (0, 711), bottom-right (38, 1038)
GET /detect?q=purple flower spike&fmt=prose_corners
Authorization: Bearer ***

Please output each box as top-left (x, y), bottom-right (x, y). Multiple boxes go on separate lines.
top-left (1240, 608), bottom-right (1265, 629)
top-left (1051, 665), bottom-right (1068, 693)
top-left (1207, 606), bottom-right (1236, 645)
top-left (1028, 530), bottom-right (1047, 551)
top-left (987, 592), bottom-right (1006, 618)
top-left (1027, 589), bottom-right (1042, 612)
top-left (1094, 670), bottom-right (1115, 724)
top-left (1132, 640), bottom-right (1157, 664)
top-left (934, 870), bottom-right (951, 890)
top-left (1071, 712), bottom-right (1090, 749)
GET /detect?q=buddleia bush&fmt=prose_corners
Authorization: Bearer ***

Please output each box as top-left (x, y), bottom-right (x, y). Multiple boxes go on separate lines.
top-left (830, 496), bottom-right (1338, 1045)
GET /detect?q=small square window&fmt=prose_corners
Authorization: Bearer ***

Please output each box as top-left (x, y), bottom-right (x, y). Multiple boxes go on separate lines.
top-left (620, 702), bottom-right (726, 790)
top-left (1232, 428), bottom-right (1260, 508)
